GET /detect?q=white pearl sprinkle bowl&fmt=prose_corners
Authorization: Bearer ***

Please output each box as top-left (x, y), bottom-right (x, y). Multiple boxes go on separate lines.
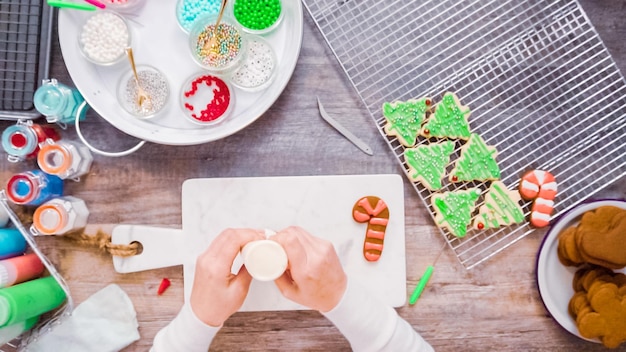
top-left (78, 11), bottom-right (132, 66)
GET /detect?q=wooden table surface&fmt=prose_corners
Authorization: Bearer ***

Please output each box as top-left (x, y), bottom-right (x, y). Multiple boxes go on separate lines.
top-left (2, 1), bottom-right (626, 351)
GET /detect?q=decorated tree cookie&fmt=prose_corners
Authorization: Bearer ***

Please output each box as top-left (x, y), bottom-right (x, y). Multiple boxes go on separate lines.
top-left (421, 92), bottom-right (471, 140)
top-left (472, 181), bottom-right (525, 230)
top-left (431, 188), bottom-right (481, 238)
top-left (450, 133), bottom-right (501, 182)
top-left (404, 141), bottom-right (455, 190)
top-left (382, 97), bottom-right (431, 147)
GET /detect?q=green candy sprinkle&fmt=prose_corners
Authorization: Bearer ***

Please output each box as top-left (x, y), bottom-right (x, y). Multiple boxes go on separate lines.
top-left (233, 0), bottom-right (282, 31)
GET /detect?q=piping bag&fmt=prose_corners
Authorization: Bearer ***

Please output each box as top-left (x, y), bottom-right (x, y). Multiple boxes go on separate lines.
top-left (27, 284), bottom-right (139, 352)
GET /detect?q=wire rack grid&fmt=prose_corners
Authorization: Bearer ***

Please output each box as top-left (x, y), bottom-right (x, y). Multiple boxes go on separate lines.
top-left (302, 0), bottom-right (626, 269)
top-left (0, 0), bottom-right (53, 120)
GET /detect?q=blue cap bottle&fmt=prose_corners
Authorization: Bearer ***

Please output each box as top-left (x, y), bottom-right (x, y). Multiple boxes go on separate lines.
top-left (5, 170), bottom-right (64, 206)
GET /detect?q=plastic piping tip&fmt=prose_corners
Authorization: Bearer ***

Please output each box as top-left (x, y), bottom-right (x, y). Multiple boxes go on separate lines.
top-left (84, 0), bottom-right (106, 9)
top-left (409, 265), bottom-right (434, 305)
top-left (157, 278), bottom-right (171, 295)
top-left (47, 0), bottom-right (97, 11)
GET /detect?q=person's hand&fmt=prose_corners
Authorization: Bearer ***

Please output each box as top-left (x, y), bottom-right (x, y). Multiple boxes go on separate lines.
top-left (272, 226), bottom-right (347, 312)
top-left (190, 228), bottom-right (265, 327)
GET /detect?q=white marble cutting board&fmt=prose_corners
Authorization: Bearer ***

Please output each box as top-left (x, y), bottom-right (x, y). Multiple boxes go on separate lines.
top-left (112, 174), bottom-right (406, 311)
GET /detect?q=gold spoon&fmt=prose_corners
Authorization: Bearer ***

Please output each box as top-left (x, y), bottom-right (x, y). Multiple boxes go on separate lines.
top-left (125, 47), bottom-right (152, 113)
top-left (207, 0), bottom-right (228, 53)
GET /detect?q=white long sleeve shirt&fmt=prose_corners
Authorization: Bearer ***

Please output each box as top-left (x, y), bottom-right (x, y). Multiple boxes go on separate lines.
top-left (151, 280), bottom-right (434, 352)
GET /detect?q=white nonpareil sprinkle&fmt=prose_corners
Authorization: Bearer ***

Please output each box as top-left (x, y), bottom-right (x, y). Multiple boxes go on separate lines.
top-left (231, 39), bottom-right (275, 89)
top-left (80, 12), bottom-right (130, 64)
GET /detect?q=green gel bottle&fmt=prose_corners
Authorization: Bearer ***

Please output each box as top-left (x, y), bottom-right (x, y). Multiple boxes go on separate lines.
top-left (0, 276), bottom-right (66, 328)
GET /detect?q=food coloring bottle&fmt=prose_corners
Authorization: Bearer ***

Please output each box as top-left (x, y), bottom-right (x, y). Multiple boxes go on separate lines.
top-left (0, 204), bottom-right (9, 228)
top-left (6, 170), bottom-right (64, 206)
top-left (0, 229), bottom-right (27, 260)
top-left (32, 196), bottom-right (90, 236)
top-left (0, 276), bottom-right (66, 328)
top-left (33, 79), bottom-right (87, 124)
top-left (1, 120), bottom-right (60, 162)
top-left (0, 254), bottom-right (45, 288)
top-left (37, 139), bottom-right (93, 180)
top-left (0, 316), bottom-right (38, 345)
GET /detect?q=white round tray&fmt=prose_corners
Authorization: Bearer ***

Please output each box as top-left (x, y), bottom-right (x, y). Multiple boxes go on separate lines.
top-left (58, 1), bottom-right (303, 145)
top-left (536, 199), bottom-right (626, 344)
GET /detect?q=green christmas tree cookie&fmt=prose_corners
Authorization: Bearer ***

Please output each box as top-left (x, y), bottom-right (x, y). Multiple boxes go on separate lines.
top-left (421, 92), bottom-right (471, 140)
top-left (472, 181), bottom-right (525, 230)
top-left (450, 133), bottom-right (501, 182)
top-left (383, 97), bottom-right (431, 147)
top-left (404, 141), bottom-right (455, 190)
top-left (431, 188), bottom-right (482, 238)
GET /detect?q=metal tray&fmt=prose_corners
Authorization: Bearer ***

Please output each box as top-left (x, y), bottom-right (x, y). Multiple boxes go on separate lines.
top-left (0, 0), bottom-right (53, 120)
top-left (303, 0), bottom-right (626, 269)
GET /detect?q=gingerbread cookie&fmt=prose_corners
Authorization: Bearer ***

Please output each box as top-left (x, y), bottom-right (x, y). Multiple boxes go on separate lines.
top-left (472, 181), bottom-right (525, 230)
top-left (519, 170), bottom-right (558, 228)
top-left (404, 141), bottom-right (455, 190)
top-left (577, 282), bottom-right (626, 348)
top-left (557, 206), bottom-right (626, 269)
top-left (352, 196), bottom-right (390, 262)
top-left (382, 97), bottom-right (431, 147)
top-left (449, 133), bottom-right (501, 183)
top-left (577, 210), bottom-right (626, 269)
top-left (420, 92), bottom-right (471, 140)
top-left (431, 188), bottom-right (481, 238)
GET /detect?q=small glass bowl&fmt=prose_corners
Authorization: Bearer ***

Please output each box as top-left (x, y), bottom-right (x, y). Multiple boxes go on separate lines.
top-left (78, 11), bottom-right (131, 66)
top-left (231, 0), bottom-right (284, 35)
top-left (176, 0), bottom-right (222, 34)
top-left (229, 35), bottom-right (277, 92)
top-left (188, 13), bottom-right (247, 73)
top-left (100, 0), bottom-right (146, 14)
top-left (117, 65), bottom-right (170, 119)
top-left (180, 72), bottom-right (235, 126)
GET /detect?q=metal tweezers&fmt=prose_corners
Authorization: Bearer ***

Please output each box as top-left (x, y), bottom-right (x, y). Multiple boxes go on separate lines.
top-left (317, 97), bottom-right (373, 156)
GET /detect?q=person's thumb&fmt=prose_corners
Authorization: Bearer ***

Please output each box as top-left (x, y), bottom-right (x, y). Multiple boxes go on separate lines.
top-left (274, 271), bottom-right (298, 299)
top-left (232, 265), bottom-right (254, 293)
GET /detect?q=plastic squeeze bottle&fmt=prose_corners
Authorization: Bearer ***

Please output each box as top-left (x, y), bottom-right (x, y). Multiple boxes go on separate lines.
top-left (0, 316), bottom-right (39, 345)
top-left (0, 276), bottom-right (66, 328)
top-left (0, 228), bottom-right (27, 260)
top-left (0, 254), bottom-right (45, 288)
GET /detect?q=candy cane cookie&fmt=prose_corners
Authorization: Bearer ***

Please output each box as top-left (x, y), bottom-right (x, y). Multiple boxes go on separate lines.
top-left (352, 196), bottom-right (390, 262)
top-left (519, 170), bottom-right (558, 227)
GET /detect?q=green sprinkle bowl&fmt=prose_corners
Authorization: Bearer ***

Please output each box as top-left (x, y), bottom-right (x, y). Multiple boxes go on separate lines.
top-left (231, 0), bottom-right (284, 35)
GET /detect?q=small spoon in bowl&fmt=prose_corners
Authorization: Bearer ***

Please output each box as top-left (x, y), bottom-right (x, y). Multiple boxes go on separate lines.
top-left (125, 47), bottom-right (152, 113)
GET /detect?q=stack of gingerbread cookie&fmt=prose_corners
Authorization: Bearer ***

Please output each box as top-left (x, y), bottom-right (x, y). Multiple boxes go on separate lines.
top-left (557, 205), bottom-right (626, 348)
top-left (568, 267), bottom-right (626, 348)
top-left (557, 206), bottom-right (626, 269)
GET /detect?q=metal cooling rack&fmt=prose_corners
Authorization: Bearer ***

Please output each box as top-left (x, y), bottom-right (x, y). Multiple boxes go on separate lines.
top-left (0, 0), bottom-right (53, 120)
top-left (303, 0), bottom-right (626, 269)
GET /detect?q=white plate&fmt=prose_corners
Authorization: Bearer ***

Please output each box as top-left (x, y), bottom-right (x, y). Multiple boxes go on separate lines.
top-left (536, 199), bottom-right (626, 343)
top-left (58, 1), bottom-right (303, 145)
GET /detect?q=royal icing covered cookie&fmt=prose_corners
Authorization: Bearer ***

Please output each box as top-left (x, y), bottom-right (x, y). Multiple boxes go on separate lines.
top-left (450, 133), bottom-right (500, 182)
top-left (421, 92), bottom-right (471, 140)
top-left (352, 196), bottom-right (390, 262)
top-left (404, 141), bottom-right (455, 190)
top-left (382, 97), bottom-right (431, 147)
top-left (431, 188), bottom-right (481, 238)
top-left (519, 170), bottom-right (557, 228)
top-left (472, 181), bottom-right (525, 230)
